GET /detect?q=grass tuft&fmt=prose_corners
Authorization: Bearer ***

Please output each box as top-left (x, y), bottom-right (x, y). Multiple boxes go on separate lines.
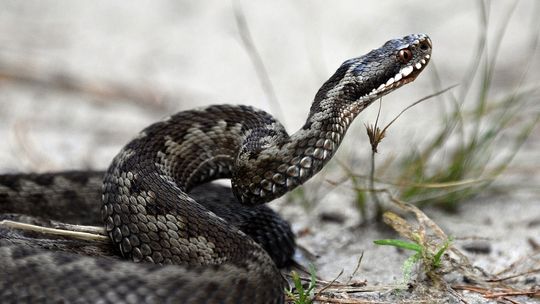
top-left (374, 234), bottom-right (452, 285)
top-left (286, 265), bottom-right (317, 304)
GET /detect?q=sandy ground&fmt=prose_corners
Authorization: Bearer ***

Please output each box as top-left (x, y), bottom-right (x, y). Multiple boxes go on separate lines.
top-left (1, 1), bottom-right (539, 303)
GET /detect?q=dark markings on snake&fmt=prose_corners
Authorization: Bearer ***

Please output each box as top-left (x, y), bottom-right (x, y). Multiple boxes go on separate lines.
top-left (0, 34), bottom-right (432, 303)
top-left (313, 61), bottom-right (352, 107)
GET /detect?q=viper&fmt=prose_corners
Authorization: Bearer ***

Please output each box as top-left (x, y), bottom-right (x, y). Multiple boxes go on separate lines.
top-left (0, 34), bottom-right (431, 303)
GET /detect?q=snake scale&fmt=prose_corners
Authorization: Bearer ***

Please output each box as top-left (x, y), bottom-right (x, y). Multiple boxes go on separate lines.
top-left (0, 34), bottom-right (431, 303)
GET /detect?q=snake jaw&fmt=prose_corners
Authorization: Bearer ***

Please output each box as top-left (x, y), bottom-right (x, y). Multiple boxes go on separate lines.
top-left (367, 52), bottom-right (431, 98)
top-left (363, 34), bottom-right (432, 102)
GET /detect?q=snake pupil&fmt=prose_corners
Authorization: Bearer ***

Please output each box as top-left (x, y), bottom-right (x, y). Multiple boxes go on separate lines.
top-left (398, 49), bottom-right (413, 64)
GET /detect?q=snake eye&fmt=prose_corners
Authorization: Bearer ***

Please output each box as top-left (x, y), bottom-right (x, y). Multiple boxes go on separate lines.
top-left (397, 49), bottom-right (413, 64)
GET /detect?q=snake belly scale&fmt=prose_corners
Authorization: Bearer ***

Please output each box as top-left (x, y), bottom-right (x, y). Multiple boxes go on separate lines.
top-left (0, 34), bottom-right (432, 303)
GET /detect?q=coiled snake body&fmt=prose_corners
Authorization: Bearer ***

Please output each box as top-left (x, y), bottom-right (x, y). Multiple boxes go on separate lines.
top-left (0, 34), bottom-right (431, 303)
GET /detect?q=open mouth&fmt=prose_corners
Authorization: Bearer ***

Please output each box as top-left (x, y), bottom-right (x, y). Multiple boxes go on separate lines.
top-left (367, 53), bottom-right (431, 98)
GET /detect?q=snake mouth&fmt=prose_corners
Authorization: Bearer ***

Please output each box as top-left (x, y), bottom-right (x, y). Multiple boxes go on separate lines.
top-left (367, 52), bottom-right (431, 98)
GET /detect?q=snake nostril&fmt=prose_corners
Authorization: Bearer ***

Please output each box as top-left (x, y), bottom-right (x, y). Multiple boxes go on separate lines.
top-left (419, 41), bottom-right (429, 51)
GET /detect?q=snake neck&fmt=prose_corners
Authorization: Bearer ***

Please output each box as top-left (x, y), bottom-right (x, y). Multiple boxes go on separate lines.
top-left (232, 82), bottom-right (371, 205)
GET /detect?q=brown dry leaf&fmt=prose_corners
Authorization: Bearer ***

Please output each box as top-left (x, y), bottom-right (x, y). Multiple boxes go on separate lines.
top-left (382, 211), bottom-right (415, 240)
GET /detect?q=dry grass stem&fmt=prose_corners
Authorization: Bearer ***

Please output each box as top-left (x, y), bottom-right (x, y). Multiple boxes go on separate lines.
top-left (0, 61), bottom-right (167, 111)
top-left (0, 220), bottom-right (108, 242)
top-left (232, 0), bottom-right (284, 121)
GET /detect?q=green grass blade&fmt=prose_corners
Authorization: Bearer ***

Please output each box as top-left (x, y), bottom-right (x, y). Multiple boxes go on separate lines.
top-left (373, 239), bottom-right (423, 253)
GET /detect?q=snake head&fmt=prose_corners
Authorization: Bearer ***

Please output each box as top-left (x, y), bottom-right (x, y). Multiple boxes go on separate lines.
top-left (353, 33), bottom-right (432, 103)
top-left (315, 34), bottom-right (432, 109)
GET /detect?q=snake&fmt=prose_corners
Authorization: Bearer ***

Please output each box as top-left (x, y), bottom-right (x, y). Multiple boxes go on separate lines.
top-left (0, 33), bottom-right (431, 303)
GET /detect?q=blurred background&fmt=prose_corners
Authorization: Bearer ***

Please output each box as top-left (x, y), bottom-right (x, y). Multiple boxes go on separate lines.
top-left (0, 1), bottom-right (538, 172)
top-left (1, 0), bottom-right (539, 290)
